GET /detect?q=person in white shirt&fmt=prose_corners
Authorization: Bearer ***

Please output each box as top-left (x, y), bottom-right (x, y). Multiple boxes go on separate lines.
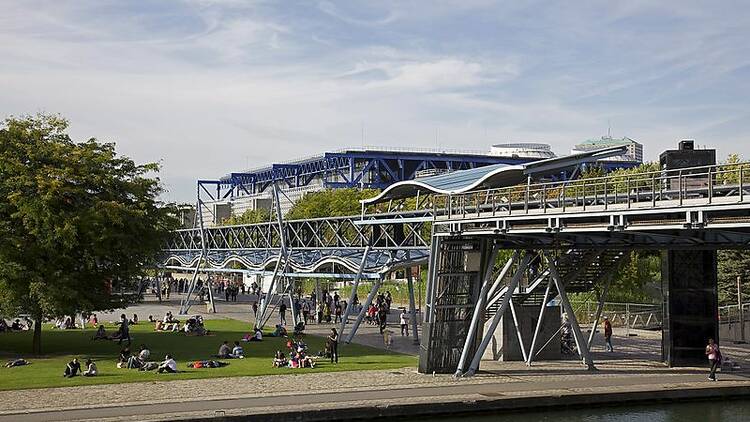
top-left (138, 345), bottom-right (151, 363)
top-left (157, 355), bottom-right (177, 373)
top-left (231, 341), bottom-right (245, 358)
top-left (83, 359), bottom-right (98, 377)
top-left (399, 310), bottom-right (410, 336)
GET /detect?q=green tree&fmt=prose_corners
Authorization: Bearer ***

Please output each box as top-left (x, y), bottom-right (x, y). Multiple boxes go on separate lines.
top-left (223, 208), bottom-right (271, 225)
top-left (0, 114), bottom-right (178, 353)
top-left (718, 250), bottom-right (750, 306)
top-left (286, 188), bottom-right (380, 219)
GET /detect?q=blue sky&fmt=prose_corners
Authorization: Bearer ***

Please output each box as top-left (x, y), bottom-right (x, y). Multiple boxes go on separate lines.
top-left (1, 1), bottom-right (748, 202)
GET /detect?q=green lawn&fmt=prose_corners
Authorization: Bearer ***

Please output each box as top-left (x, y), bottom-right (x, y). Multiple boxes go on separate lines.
top-left (0, 319), bottom-right (416, 391)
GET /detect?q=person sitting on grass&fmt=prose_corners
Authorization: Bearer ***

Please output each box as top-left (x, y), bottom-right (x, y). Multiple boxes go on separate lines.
top-left (231, 341), bottom-right (245, 359)
top-left (11, 319), bottom-right (23, 331)
top-left (63, 358), bottom-right (81, 378)
top-left (5, 358), bottom-right (29, 367)
top-left (138, 344), bottom-right (151, 363)
top-left (130, 314), bottom-right (139, 325)
top-left (272, 350), bottom-right (287, 368)
top-left (148, 315), bottom-right (155, 323)
top-left (249, 328), bottom-right (263, 341)
top-left (0, 319), bottom-right (8, 332)
top-left (92, 325), bottom-right (108, 340)
top-left (157, 354), bottom-right (177, 373)
top-left (83, 359), bottom-right (98, 377)
top-left (217, 340), bottom-right (231, 358)
top-left (268, 324), bottom-right (286, 337)
top-left (117, 347), bottom-right (131, 368)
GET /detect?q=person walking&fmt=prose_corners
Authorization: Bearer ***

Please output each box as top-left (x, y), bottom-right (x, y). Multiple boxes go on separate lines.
top-left (252, 301), bottom-right (258, 318)
top-left (603, 316), bottom-right (613, 352)
top-left (118, 313), bottom-right (131, 346)
top-left (328, 328), bottom-right (339, 364)
top-left (400, 309), bottom-right (409, 336)
top-left (279, 302), bottom-right (287, 325)
top-left (706, 338), bottom-right (721, 381)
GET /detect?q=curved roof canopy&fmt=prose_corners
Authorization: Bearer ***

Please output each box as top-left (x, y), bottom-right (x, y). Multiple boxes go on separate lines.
top-left (362, 145), bottom-right (628, 204)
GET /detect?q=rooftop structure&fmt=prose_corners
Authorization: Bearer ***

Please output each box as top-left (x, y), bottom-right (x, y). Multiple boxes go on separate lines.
top-left (572, 136), bottom-right (643, 163)
top-left (489, 143), bottom-right (556, 159)
top-left (200, 145), bottom-right (543, 225)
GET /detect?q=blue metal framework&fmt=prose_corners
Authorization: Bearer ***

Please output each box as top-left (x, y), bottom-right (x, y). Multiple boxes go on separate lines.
top-left (200, 149), bottom-right (544, 201)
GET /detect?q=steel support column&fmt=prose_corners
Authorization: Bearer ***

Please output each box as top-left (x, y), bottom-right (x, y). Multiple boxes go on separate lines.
top-left (465, 252), bottom-right (531, 376)
top-left (406, 259), bottom-right (420, 344)
top-left (544, 251), bottom-right (596, 370)
top-left (527, 278), bottom-right (553, 366)
top-left (509, 299), bottom-right (528, 362)
top-left (454, 244), bottom-right (502, 376)
top-left (345, 277), bottom-right (383, 344)
top-left (339, 246), bottom-right (372, 338)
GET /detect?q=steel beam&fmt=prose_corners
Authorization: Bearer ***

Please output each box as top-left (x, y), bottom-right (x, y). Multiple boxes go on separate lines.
top-left (454, 243), bottom-right (501, 376)
top-left (345, 277), bottom-right (383, 344)
top-left (406, 259), bottom-right (420, 344)
top-left (543, 251), bottom-right (596, 370)
top-left (465, 252), bottom-right (531, 376)
top-left (526, 278), bottom-right (553, 366)
top-left (339, 246), bottom-right (372, 338)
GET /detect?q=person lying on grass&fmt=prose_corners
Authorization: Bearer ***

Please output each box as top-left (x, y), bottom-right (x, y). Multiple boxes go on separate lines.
top-left (63, 358), bottom-right (81, 377)
top-left (5, 358), bottom-right (29, 367)
top-left (187, 360), bottom-right (229, 368)
top-left (157, 355), bottom-right (177, 373)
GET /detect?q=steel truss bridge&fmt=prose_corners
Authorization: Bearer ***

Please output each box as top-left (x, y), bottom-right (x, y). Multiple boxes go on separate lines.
top-left (163, 161), bottom-right (750, 374)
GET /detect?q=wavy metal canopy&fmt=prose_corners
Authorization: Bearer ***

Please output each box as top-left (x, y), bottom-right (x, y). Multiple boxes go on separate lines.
top-left (362, 146), bottom-right (628, 204)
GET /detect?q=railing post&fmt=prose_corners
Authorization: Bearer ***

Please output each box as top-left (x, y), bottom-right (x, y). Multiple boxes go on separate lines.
top-left (679, 170), bottom-right (683, 206)
top-left (652, 174), bottom-right (656, 207)
top-left (626, 177), bottom-right (631, 209)
top-left (582, 181), bottom-right (587, 210)
top-left (740, 167), bottom-right (744, 202)
top-left (542, 184), bottom-right (547, 213)
top-left (603, 180), bottom-right (608, 210)
top-left (708, 167), bottom-right (713, 204)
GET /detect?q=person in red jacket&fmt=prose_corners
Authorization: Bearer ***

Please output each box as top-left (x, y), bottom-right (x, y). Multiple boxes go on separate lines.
top-left (603, 316), bottom-right (613, 352)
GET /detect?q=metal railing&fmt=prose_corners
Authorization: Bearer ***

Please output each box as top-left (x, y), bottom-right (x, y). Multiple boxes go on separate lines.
top-left (433, 162), bottom-right (750, 219)
top-left (719, 303), bottom-right (750, 324)
top-left (571, 301), bottom-right (662, 330)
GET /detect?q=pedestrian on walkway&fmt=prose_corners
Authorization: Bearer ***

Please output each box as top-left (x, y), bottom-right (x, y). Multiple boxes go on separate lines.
top-left (706, 338), bottom-right (721, 381)
top-left (603, 316), bottom-right (613, 352)
top-left (252, 301), bottom-right (258, 318)
top-left (327, 328), bottom-right (339, 364)
top-left (279, 302), bottom-right (287, 325)
top-left (400, 309), bottom-right (409, 336)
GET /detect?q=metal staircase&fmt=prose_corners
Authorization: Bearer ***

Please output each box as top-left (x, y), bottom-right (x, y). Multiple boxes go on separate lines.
top-left (485, 249), bottom-right (629, 319)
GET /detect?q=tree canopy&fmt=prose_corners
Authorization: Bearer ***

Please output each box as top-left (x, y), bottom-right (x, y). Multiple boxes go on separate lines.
top-left (286, 188), bottom-right (380, 220)
top-left (0, 114), bottom-right (178, 353)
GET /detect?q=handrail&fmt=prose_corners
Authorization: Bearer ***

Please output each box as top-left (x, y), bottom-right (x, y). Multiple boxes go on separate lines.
top-left (433, 162), bottom-right (750, 219)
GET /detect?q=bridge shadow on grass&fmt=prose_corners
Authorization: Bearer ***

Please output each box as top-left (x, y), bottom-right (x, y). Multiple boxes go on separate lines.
top-left (0, 318), bottom-right (416, 391)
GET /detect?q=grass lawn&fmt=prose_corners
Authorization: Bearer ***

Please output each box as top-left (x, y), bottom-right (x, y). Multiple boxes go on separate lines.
top-left (0, 318), bottom-right (416, 391)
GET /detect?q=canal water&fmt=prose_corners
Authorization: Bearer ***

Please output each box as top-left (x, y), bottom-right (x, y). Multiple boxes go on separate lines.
top-left (433, 399), bottom-right (750, 421)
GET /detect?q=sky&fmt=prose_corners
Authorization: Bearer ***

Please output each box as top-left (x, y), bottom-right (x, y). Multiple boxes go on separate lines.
top-left (2, 0), bottom-right (749, 203)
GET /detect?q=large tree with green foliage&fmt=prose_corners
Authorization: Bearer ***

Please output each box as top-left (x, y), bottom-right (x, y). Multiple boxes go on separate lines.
top-left (286, 188), bottom-right (380, 219)
top-left (0, 114), bottom-right (178, 353)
